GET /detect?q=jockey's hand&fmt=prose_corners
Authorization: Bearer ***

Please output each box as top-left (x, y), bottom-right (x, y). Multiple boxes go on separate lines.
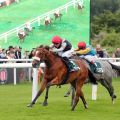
top-left (79, 55), bottom-right (85, 58)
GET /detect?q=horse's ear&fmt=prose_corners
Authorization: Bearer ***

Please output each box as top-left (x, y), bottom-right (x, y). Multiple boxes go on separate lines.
top-left (44, 45), bottom-right (50, 51)
top-left (39, 45), bottom-right (44, 48)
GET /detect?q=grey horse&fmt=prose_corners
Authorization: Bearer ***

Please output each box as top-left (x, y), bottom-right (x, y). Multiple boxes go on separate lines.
top-left (64, 59), bottom-right (120, 104)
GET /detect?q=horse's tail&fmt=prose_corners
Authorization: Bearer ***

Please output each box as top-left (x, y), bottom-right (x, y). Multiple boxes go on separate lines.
top-left (108, 61), bottom-right (120, 71)
top-left (87, 69), bottom-right (98, 85)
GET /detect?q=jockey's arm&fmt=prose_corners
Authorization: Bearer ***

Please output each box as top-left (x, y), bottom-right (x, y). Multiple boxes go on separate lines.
top-left (52, 42), bottom-right (66, 52)
top-left (75, 47), bottom-right (90, 55)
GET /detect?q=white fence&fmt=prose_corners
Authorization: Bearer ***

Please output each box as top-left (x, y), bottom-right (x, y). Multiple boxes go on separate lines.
top-left (0, 58), bottom-right (119, 101)
top-left (0, 59), bottom-right (45, 100)
top-left (0, 0), bottom-right (83, 43)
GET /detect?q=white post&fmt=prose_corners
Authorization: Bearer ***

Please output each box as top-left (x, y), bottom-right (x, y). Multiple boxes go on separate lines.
top-left (28, 68), bottom-right (32, 82)
top-left (37, 17), bottom-right (41, 26)
top-left (14, 68), bottom-right (16, 85)
top-left (32, 68), bottom-right (38, 101)
top-left (92, 84), bottom-right (97, 100)
top-left (16, 27), bottom-right (19, 35)
top-left (65, 6), bottom-right (68, 13)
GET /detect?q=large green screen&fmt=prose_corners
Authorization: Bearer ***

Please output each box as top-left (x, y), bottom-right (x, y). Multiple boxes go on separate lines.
top-left (0, 0), bottom-right (90, 50)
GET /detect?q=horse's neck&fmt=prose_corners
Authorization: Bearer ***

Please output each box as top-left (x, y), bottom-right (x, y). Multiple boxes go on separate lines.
top-left (45, 53), bottom-right (57, 68)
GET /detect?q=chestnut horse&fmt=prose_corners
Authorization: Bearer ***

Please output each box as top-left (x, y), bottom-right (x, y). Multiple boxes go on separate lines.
top-left (27, 46), bottom-right (88, 111)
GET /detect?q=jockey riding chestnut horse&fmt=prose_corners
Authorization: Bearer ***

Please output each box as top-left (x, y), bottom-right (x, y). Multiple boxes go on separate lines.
top-left (44, 16), bottom-right (52, 26)
top-left (27, 46), bottom-right (89, 111)
top-left (18, 30), bottom-right (26, 42)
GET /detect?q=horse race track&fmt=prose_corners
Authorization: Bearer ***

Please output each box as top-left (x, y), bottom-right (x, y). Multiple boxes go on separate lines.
top-left (0, 78), bottom-right (120, 120)
top-left (0, 0), bottom-right (89, 50)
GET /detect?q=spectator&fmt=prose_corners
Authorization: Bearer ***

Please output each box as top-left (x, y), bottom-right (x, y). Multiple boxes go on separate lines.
top-left (112, 48), bottom-right (120, 62)
top-left (6, 50), bottom-right (15, 63)
top-left (0, 48), bottom-right (6, 59)
top-left (96, 44), bottom-right (104, 58)
top-left (15, 46), bottom-right (22, 63)
top-left (23, 50), bottom-right (29, 59)
top-left (9, 45), bottom-right (14, 52)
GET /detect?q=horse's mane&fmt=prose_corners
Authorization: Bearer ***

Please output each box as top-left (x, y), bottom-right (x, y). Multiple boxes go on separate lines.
top-left (37, 45), bottom-right (61, 58)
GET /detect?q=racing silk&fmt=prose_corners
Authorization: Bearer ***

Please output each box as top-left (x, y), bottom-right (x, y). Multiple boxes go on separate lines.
top-left (51, 39), bottom-right (73, 58)
top-left (51, 39), bottom-right (72, 52)
top-left (75, 45), bottom-right (97, 62)
top-left (63, 40), bottom-right (72, 52)
top-left (76, 45), bottom-right (96, 56)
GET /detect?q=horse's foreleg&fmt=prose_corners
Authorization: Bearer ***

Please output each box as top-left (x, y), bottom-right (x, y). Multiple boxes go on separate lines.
top-left (71, 91), bottom-right (79, 111)
top-left (71, 87), bottom-right (75, 106)
top-left (80, 90), bottom-right (88, 109)
top-left (27, 80), bottom-right (47, 107)
top-left (42, 86), bottom-right (50, 106)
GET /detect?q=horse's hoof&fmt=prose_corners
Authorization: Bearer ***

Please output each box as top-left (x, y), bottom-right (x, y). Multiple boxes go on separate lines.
top-left (27, 104), bottom-right (33, 107)
top-left (112, 100), bottom-right (115, 104)
top-left (42, 102), bottom-right (48, 106)
top-left (71, 108), bottom-right (75, 111)
top-left (64, 93), bottom-right (70, 97)
top-left (85, 104), bottom-right (88, 109)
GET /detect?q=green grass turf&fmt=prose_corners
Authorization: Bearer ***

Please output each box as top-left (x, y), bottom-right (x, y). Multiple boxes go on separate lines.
top-left (0, 78), bottom-right (120, 120)
top-left (0, 0), bottom-right (90, 51)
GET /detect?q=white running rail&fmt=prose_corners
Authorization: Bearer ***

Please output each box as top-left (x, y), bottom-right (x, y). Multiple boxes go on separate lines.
top-left (0, 0), bottom-right (84, 43)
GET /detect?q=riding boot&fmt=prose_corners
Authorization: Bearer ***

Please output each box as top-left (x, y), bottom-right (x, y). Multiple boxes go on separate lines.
top-left (62, 57), bottom-right (80, 72)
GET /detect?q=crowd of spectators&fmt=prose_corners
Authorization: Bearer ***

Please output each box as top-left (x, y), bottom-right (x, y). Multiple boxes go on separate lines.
top-left (0, 44), bottom-right (120, 63)
top-left (0, 45), bottom-right (35, 63)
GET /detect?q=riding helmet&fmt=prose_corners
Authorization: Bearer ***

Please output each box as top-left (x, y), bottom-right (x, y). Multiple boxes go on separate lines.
top-left (52, 36), bottom-right (62, 44)
top-left (78, 41), bottom-right (86, 49)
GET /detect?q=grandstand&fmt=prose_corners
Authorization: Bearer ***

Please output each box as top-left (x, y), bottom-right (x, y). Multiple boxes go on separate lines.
top-left (0, 0), bottom-right (90, 51)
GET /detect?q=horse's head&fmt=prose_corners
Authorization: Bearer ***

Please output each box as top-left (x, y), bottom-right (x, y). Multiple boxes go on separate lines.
top-left (32, 47), bottom-right (50, 68)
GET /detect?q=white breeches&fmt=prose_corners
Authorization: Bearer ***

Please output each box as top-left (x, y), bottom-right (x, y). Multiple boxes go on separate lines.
top-left (58, 48), bottom-right (74, 58)
top-left (84, 55), bottom-right (97, 62)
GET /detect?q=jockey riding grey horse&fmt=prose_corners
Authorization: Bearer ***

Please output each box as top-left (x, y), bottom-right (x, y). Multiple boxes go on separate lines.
top-left (64, 59), bottom-right (120, 104)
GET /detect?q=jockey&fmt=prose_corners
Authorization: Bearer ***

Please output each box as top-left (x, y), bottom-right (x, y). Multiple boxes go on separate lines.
top-left (55, 9), bottom-right (60, 16)
top-left (50, 36), bottom-right (79, 72)
top-left (75, 41), bottom-right (103, 73)
top-left (24, 22), bottom-right (32, 32)
top-left (18, 30), bottom-right (25, 36)
top-left (45, 16), bottom-right (51, 23)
